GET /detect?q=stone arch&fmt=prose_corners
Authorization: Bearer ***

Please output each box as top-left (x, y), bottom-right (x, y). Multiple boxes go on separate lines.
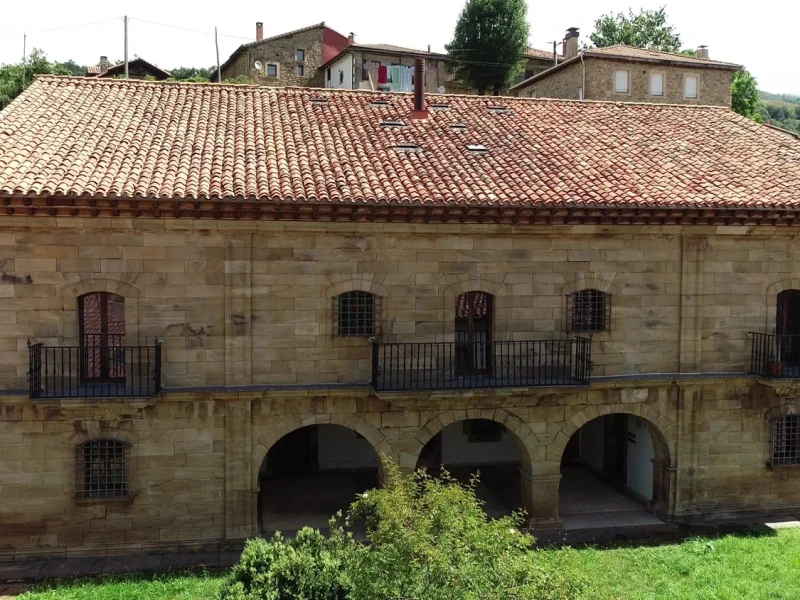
top-left (550, 403), bottom-right (676, 518)
top-left (442, 276), bottom-right (508, 341)
top-left (59, 274), bottom-right (142, 345)
top-left (252, 413), bottom-right (393, 487)
top-left (764, 279), bottom-right (800, 333)
top-left (560, 273), bottom-right (618, 296)
top-left (324, 275), bottom-right (389, 300)
top-left (406, 408), bottom-right (535, 474)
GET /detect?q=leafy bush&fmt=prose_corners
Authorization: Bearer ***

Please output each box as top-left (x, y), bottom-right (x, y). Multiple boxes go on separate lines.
top-left (219, 528), bottom-right (353, 600)
top-left (221, 457), bottom-right (582, 600)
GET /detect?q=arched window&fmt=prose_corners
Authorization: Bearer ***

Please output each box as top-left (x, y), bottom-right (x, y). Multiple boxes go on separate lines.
top-left (75, 439), bottom-right (129, 499)
top-left (772, 415), bottom-right (800, 466)
top-left (79, 292), bottom-right (126, 382)
top-left (566, 289), bottom-right (610, 333)
top-left (335, 291), bottom-right (380, 336)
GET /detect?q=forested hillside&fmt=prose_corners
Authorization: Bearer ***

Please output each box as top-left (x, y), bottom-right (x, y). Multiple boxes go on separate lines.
top-left (759, 91), bottom-right (800, 134)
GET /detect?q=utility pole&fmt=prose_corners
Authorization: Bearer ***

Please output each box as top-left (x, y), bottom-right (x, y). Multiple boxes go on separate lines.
top-left (21, 34), bottom-right (26, 90)
top-left (124, 16), bottom-right (129, 79)
top-left (215, 27), bottom-right (221, 83)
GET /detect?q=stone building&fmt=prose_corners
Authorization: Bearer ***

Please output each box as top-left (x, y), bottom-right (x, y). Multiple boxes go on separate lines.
top-left (511, 28), bottom-right (741, 106)
top-left (1, 76), bottom-right (800, 559)
top-left (213, 22), bottom-right (351, 86)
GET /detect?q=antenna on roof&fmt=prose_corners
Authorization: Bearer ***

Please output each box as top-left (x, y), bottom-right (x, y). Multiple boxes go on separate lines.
top-left (215, 26), bottom-right (222, 83)
top-left (123, 16), bottom-right (129, 79)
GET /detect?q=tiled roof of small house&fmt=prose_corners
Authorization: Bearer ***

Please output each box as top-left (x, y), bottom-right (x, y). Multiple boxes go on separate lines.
top-left (0, 76), bottom-right (798, 211)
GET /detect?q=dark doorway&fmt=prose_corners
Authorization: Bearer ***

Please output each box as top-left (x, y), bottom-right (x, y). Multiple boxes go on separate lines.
top-left (416, 419), bottom-right (523, 519)
top-left (79, 292), bottom-right (125, 383)
top-left (258, 425), bottom-right (379, 535)
top-left (776, 290), bottom-right (800, 367)
top-left (455, 292), bottom-right (493, 374)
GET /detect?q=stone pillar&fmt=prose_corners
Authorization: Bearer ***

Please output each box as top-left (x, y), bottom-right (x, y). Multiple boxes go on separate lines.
top-left (225, 235), bottom-right (252, 386)
top-left (522, 471), bottom-right (563, 530)
top-left (225, 398), bottom-right (254, 540)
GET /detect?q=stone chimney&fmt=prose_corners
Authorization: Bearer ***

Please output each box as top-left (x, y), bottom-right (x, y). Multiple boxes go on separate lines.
top-left (697, 45), bottom-right (709, 59)
top-left (411, 58), bottom-right (428, 120)
top-left (99, 56), bottom-right (109, 74)
top-left (564, 27), bottom-right (580, 59)
top-left (348, 32), bottom-right (355, 46)
top-left (256, 22), bottom-right (263, 42)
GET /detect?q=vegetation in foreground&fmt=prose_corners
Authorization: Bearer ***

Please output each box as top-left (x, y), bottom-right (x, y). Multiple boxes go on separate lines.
top-left (15, 459), bottom-right (800, 600)
top-left (17, 528), bottom-right (800, 599)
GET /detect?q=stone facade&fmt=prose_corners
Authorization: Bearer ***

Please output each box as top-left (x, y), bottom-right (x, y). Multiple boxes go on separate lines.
top-left (514, 58), bottom-right (735, 107)
top-left (2, 216), bottom-right (800, 558)
top-left (221, 26), bottom-right (345, 87)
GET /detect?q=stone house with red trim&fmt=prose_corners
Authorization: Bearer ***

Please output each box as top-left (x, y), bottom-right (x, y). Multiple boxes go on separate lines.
top-left (0, 75), bottom-right (800, 559)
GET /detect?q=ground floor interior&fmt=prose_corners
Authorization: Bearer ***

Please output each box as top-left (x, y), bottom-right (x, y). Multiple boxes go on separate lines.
top-left (257, 414), bottom-right (665, 534)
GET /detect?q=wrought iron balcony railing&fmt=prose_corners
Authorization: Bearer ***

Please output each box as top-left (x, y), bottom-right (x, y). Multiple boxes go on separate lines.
top-left (28, 341), bottom-right (162, 399)
top-left (371, 338), bottom-right (592, 392)
top-left (750, 332), bottom-right (800, 379)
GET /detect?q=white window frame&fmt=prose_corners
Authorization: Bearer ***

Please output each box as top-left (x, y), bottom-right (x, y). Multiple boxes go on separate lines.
top-left (649, 72), bottom-right (664, 97)
top-left (614, 70), bottom-right (630, 94)
top-left (684, 74), bottom-right (698, 99)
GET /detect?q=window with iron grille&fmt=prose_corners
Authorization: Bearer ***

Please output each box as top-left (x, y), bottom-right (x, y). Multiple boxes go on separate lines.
top-left (76, 439), bottom-right (129, 499)
top-left (566, 289), bottom-right (610, 333)
top-left (335, 291), bottom-right (380, 336)
top-left (772, 415), bottom-right (800, 466)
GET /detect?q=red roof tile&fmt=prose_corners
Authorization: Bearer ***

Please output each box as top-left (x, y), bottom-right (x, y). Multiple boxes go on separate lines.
top-left (0, 76), bottom-right (798, 210)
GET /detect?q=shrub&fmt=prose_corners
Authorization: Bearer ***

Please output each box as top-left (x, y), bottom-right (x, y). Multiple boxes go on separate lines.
top-left (221, 458), bottom-right (582, 600)
top-left (219, 527), bottom-right (353, 600)
top-left (342, 459), bottom-right (582, 600)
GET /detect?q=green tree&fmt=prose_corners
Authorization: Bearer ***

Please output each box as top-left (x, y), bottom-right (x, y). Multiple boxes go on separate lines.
top-left (590, 6), bottom-right (682, 52)
top-left (169, 66), bottom-right (214, 81)
top-left (731, 69), bottom-right (762, 122)
top-left (0, 49), bottom-right (71, 110)
top-left (446, 0), bottom-right (530, 95)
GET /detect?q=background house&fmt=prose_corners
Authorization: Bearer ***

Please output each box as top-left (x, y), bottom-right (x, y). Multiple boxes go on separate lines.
top-left (85, 56), bottom-right (170, 80)
top-left (213, 22), bottom-right (351, 86)
top-left (511, 28), bottom-right (741, 106)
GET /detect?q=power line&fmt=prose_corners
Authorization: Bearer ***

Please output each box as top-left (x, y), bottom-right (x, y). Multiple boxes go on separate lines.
top-left (0, 17), bottom-right (121, 39)
top-left (128, 17), bottom-right (253, 42)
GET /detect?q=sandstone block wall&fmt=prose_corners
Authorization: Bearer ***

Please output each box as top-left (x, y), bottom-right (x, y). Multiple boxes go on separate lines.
top-left (223, 27), bottom-right (325, 87)
top-left (3, 377), bottom-right (800, 557)
top-left (514, 59), bottom-right (734, 107)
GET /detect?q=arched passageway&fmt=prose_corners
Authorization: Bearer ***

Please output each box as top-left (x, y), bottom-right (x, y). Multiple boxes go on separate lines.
top-left (257, 424), bottom-right (381, 534)
top-left (559, 413), bottom-right (671, 530)
top-left (417, 418), bottom-right (530, 518)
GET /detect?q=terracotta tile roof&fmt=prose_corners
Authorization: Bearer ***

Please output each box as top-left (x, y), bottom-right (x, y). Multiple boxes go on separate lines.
top-left (511, 44), bottom-right (742, 91)
top-left (587, 44), bottom-right (742, 69)
top-left (525, 48), bottom-right (562, 61)
top-left (85, 65), bottom-right (103, 75)
top-left (0, 76), bottom-right (799, 211)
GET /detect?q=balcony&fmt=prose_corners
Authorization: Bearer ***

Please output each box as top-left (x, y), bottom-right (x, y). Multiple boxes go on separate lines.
top-left (750, 333), bottom-right (800, 379)
top-left (371, 338), bottom-right (592, 392)
top-left (28, 341), bottom-right (162, 399)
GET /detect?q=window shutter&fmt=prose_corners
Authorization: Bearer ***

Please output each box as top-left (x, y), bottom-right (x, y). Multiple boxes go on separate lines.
top-left (650, 73), bottom-right (663, 96)
top-left (685, 76), bottom-right (698, 98)
top-left (614, 70), bottom-right (629, 93)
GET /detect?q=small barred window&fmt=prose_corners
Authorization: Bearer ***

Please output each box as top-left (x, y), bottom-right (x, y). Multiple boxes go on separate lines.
top-left (566, 289), bottom-right (610, 333)
top-left (336, 291), bottom-right (379, 336)
top-left (76, 439), bottom-right (129, 499)
top-left (772, 415), bottom-right (800, 466)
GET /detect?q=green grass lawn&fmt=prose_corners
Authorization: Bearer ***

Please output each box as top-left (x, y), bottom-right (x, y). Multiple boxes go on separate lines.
top-left (15, 529), bottom-right (800, 600)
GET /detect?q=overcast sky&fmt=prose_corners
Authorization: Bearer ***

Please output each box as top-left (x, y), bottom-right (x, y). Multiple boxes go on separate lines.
top-left (1, 0), bottom-right (798, 95)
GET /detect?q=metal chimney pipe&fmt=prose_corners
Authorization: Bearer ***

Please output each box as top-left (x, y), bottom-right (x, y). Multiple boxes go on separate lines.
top-left (411, 57), bottom-right (427, 119)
